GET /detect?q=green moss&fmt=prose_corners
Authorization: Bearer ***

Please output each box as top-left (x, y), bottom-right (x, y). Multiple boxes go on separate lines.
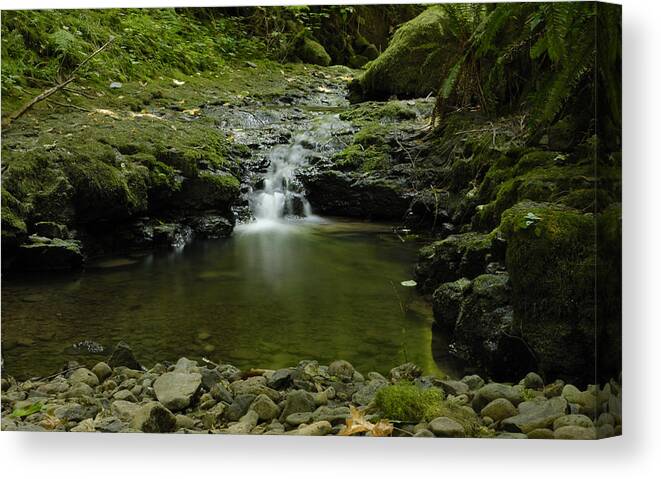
top-left (500, 201), bottom-right (597, 381)
top-left (353, 125), bottom-right (391, 147)
top-left (1, 188), bottom-right (27, 248)
top-left (359, 6), bottom-right (453, 99)
top-left (296, 37), bottom-right (331, 66)
top-left (374, 383), bottom-right (445, 422)
top-left (374, 383), bottom-right (481, 435)
top-left (333, 144), bottom-right (391, 172)
top-left (340, 100), bottom-right (418, 125)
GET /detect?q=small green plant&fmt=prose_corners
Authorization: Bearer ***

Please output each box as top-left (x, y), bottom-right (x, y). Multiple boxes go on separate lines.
top-left (11, 401), bottom-right (43, 418)
top-left (374, 383), bottom-right (445, 423)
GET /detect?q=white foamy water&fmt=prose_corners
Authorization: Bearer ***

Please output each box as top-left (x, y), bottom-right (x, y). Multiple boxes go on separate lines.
top-left (242, 116), bottom-right (344, 232)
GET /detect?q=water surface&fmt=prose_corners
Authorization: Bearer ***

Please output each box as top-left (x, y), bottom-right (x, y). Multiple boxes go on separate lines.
top-left (2, 219), bottom-right (453, 379)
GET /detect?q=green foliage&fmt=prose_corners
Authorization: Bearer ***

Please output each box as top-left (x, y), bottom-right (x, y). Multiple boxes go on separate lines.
top-left (1, 9), bottom-right (262, 95)
top-left (433, 2), bottom-right (621, 138)
top-left (374, 383), bottom-right (445, 422)
top-left (11, 401), bottom-right (43, 418)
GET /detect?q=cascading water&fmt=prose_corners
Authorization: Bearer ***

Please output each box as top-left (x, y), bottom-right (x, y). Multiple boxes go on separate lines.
top-left (244, 116), bottom-right (346, 230)
top-left (251, 141), bottom-right (313, 223)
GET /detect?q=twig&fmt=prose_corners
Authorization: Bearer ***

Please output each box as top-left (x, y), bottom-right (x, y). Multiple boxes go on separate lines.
top-left (46, 100), bottom-right (91, 112)
top-left (3, 37), bottom-right (114, 129)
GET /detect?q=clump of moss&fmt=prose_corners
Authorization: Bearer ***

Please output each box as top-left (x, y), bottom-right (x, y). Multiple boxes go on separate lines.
top-left (374, 383), bottom-right (481, 435)
top-left (333, 144), bottom-right (391, 172)
top-left (374, 383), bottom-right (445, 422)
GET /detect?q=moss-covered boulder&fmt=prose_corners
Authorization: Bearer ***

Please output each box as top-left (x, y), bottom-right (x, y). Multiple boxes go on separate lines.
top-left (15, 237), bottom-right (83, 271)
top-left (354, 6), bottom-right (454, 100)
top-left (173, 171), bottom-right (240, 214)
top-left (500, 201), bottom-right (607, 384)
top-left (415, 232), bottom-right (503, 293)
top-left (296, 37), bottom-right (332, 66)
top-left (298, 169), bottom-right (410, 220)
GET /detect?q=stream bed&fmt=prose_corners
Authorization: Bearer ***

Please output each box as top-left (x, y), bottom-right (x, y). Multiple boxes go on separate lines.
top-left (1, 218), bottom-right (454, 379)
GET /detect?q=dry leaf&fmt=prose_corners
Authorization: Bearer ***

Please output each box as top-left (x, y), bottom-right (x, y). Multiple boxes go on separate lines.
top-left (339, 405), bottom-right (393, 437)
top-left (182, 108), bottom-right (201, 116)
top-left (91, 109), bottom-right (120, 119)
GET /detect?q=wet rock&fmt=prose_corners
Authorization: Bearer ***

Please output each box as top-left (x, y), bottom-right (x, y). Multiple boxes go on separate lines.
top-left (553, 414), bottom-right (594, 430)
top-left (287, 420), bottom-right (332, 436)
top-left (279, 390), bottom-right (316, 421)
top-left (225, 410), bottom-right (259, 435)
top-left (113, 389), bottom-right (138, 402)
top-left (69, 368), bottom-right (99, 388)
top-left (415, 232), bottom-right (495, 293)
top-left (94, 416), bottom-right (123, 433)
top-left (16, 237), bottom-right (83, 271)
top-left (91, 362), bottom-right (112, 383)
top-left (225, 394), bottom-right (256, 422)
top-left (199, 367), bottom-right (223, 390)
top-left (501, 397), bottom-right (568, 433)
top-left (286, 412), bottom-right (313, 427)
top-left (312, 405), bottom-right (350, 424)
top-left (522, 372), bottom-right (545, 390)
top-left (64, 382), bottom-right (95, 398)
top-left (131, 402), bottom-right (177, 433)
top-left (526, 428), bottom-right (555, 439)
top-left (230, 376), bottom-right (280, 402)
top-left (267, 368), bottom-right (294, 390)
top-left (328, 360), bottom-right (355, 380)
top-left (352, 378), bottom-right (388, 406)
top-left (249, 394), bottom-right (280, 422)
top-left (414, 429), bottom-right (435, 438)
top-left (472, 383), bottom-right (523, 411)
top-left (70, 418), bottom-right (96, 432)
top-left (428, 417), bottom-right (465, 438)
top-left (210, 382), bottom-right (233, 404)
top-left (437, 380), bottom-right (469, 397)
top-left (54, 403), bottom-right (98, 423)
top-left (33, 221), bottom-right (69, 239)
top-left (480, 398), bottom-right (518, 423)
top-left (154, 371), bottom-right (202, 411)
top-left (299, 169), bottom-right (411, 220)
top-left (553, 425), bottom-right (597, 440)
top-left (188, 214), bottom-right (234, 239)
top-left (432, 278), bottom-right (472, 332)
top-left (461, 374), bottom-right (485, 391)
top-left (389, 363), bottom-right (422, 382)
top-left (107, 342), bottom-right (143, 371)
top-left (111, 400), bottom-right (140, 422)
top-left (561, 385), bottom-right (597, 416)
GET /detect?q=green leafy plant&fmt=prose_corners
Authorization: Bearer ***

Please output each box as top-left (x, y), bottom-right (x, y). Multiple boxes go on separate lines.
top-left (10, 401), bottom-right (43, 418)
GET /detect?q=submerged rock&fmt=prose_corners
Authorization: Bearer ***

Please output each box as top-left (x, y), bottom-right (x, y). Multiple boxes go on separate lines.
top-left (107, 342), bottom-right (143, 371)
top-left (153, 372), bottom-right (202, 411)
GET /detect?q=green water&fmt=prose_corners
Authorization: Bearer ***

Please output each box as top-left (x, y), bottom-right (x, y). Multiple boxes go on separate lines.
top-left (1, 218), bottom-right (454, 379)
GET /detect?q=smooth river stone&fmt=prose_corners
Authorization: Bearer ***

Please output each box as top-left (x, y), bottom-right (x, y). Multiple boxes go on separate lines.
top-left (154, 372), bottom-right (202, 411)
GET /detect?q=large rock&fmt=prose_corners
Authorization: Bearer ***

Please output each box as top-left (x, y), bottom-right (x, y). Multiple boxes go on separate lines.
top-left (69, 368), bottom-right (100, 388)
top-left (131, 402), bottom-right (177, 433)
top-left (415, 232), bottom-right (498, 293)
top-left (296, 37), bottom-right (332, 66)
top-left (107, 342), bottom-right (143, 371)
top-left (299, 169), bottom-right (411, 220)
top-left (428, 417), bottom-right (465, 438)
top-left (15, 237), bottom-right (83, 271)
top-left (354, 6), bottom-right (455, 100)
top-left (500, 201), bottom-right (621, 383)
top-left (501, 397), bottom-right (568, 433)
top-left (480, 398), bottom-right (518, 422)
top-left (553, 425), bottom-right (597, 440)
top-left (472, 383), bottom-right (523, 411)
top-left (249, 394), bottom-right (280, 422)
top-left (450, 274), bottom-right (535, 378)
top-left (153, 372), bottom-right (202, 411)
top-left (279, 390), bottom-right (316, 421)
top-left (432, 278), bottom-right (472, 332)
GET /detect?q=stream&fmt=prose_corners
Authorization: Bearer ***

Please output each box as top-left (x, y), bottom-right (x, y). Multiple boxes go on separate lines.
top-left (1, 76), bottom-right (456, 380)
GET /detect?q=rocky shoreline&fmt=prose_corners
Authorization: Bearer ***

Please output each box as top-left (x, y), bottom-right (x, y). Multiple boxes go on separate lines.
top-left (1, 343), bottom-right (621, 439)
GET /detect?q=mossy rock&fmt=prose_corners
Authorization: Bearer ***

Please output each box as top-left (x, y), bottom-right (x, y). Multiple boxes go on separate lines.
top-left (500, 201), bottom-right (601, 384)
top-left (374, 383), bottom-right (480, 435)
top-left (415, 231), bottom-right (499, 293)
top-left (333, 144), bottom-right (391, 173)
top-left (1, 188), bottom-right (28, 252)
top-left (356, 6), bottom-right (456, 99)
top-left (173, 171), bottom-right (240, 213)
top-left (296, 37), bottom-right (332, 66)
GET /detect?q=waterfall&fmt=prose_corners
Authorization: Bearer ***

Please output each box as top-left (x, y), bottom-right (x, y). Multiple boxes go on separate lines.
top-left (243, 115), bottom-right (346, 231)
top-left (251, 141), bottom-right (312, 223)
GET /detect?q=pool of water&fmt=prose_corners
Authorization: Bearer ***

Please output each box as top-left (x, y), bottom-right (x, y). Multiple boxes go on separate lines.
top-left (1, 218), bottom-right (455, 379)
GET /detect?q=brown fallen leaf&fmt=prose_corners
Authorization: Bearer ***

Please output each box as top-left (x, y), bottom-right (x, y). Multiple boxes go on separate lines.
top-left (339, 405), bottom-right (393, 437)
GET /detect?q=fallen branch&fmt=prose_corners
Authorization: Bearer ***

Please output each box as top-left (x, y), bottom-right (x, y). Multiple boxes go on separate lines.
top-left (2, 36), bottom-right (114, 129)
top-left (46, 99), bottom-right (91, 112)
